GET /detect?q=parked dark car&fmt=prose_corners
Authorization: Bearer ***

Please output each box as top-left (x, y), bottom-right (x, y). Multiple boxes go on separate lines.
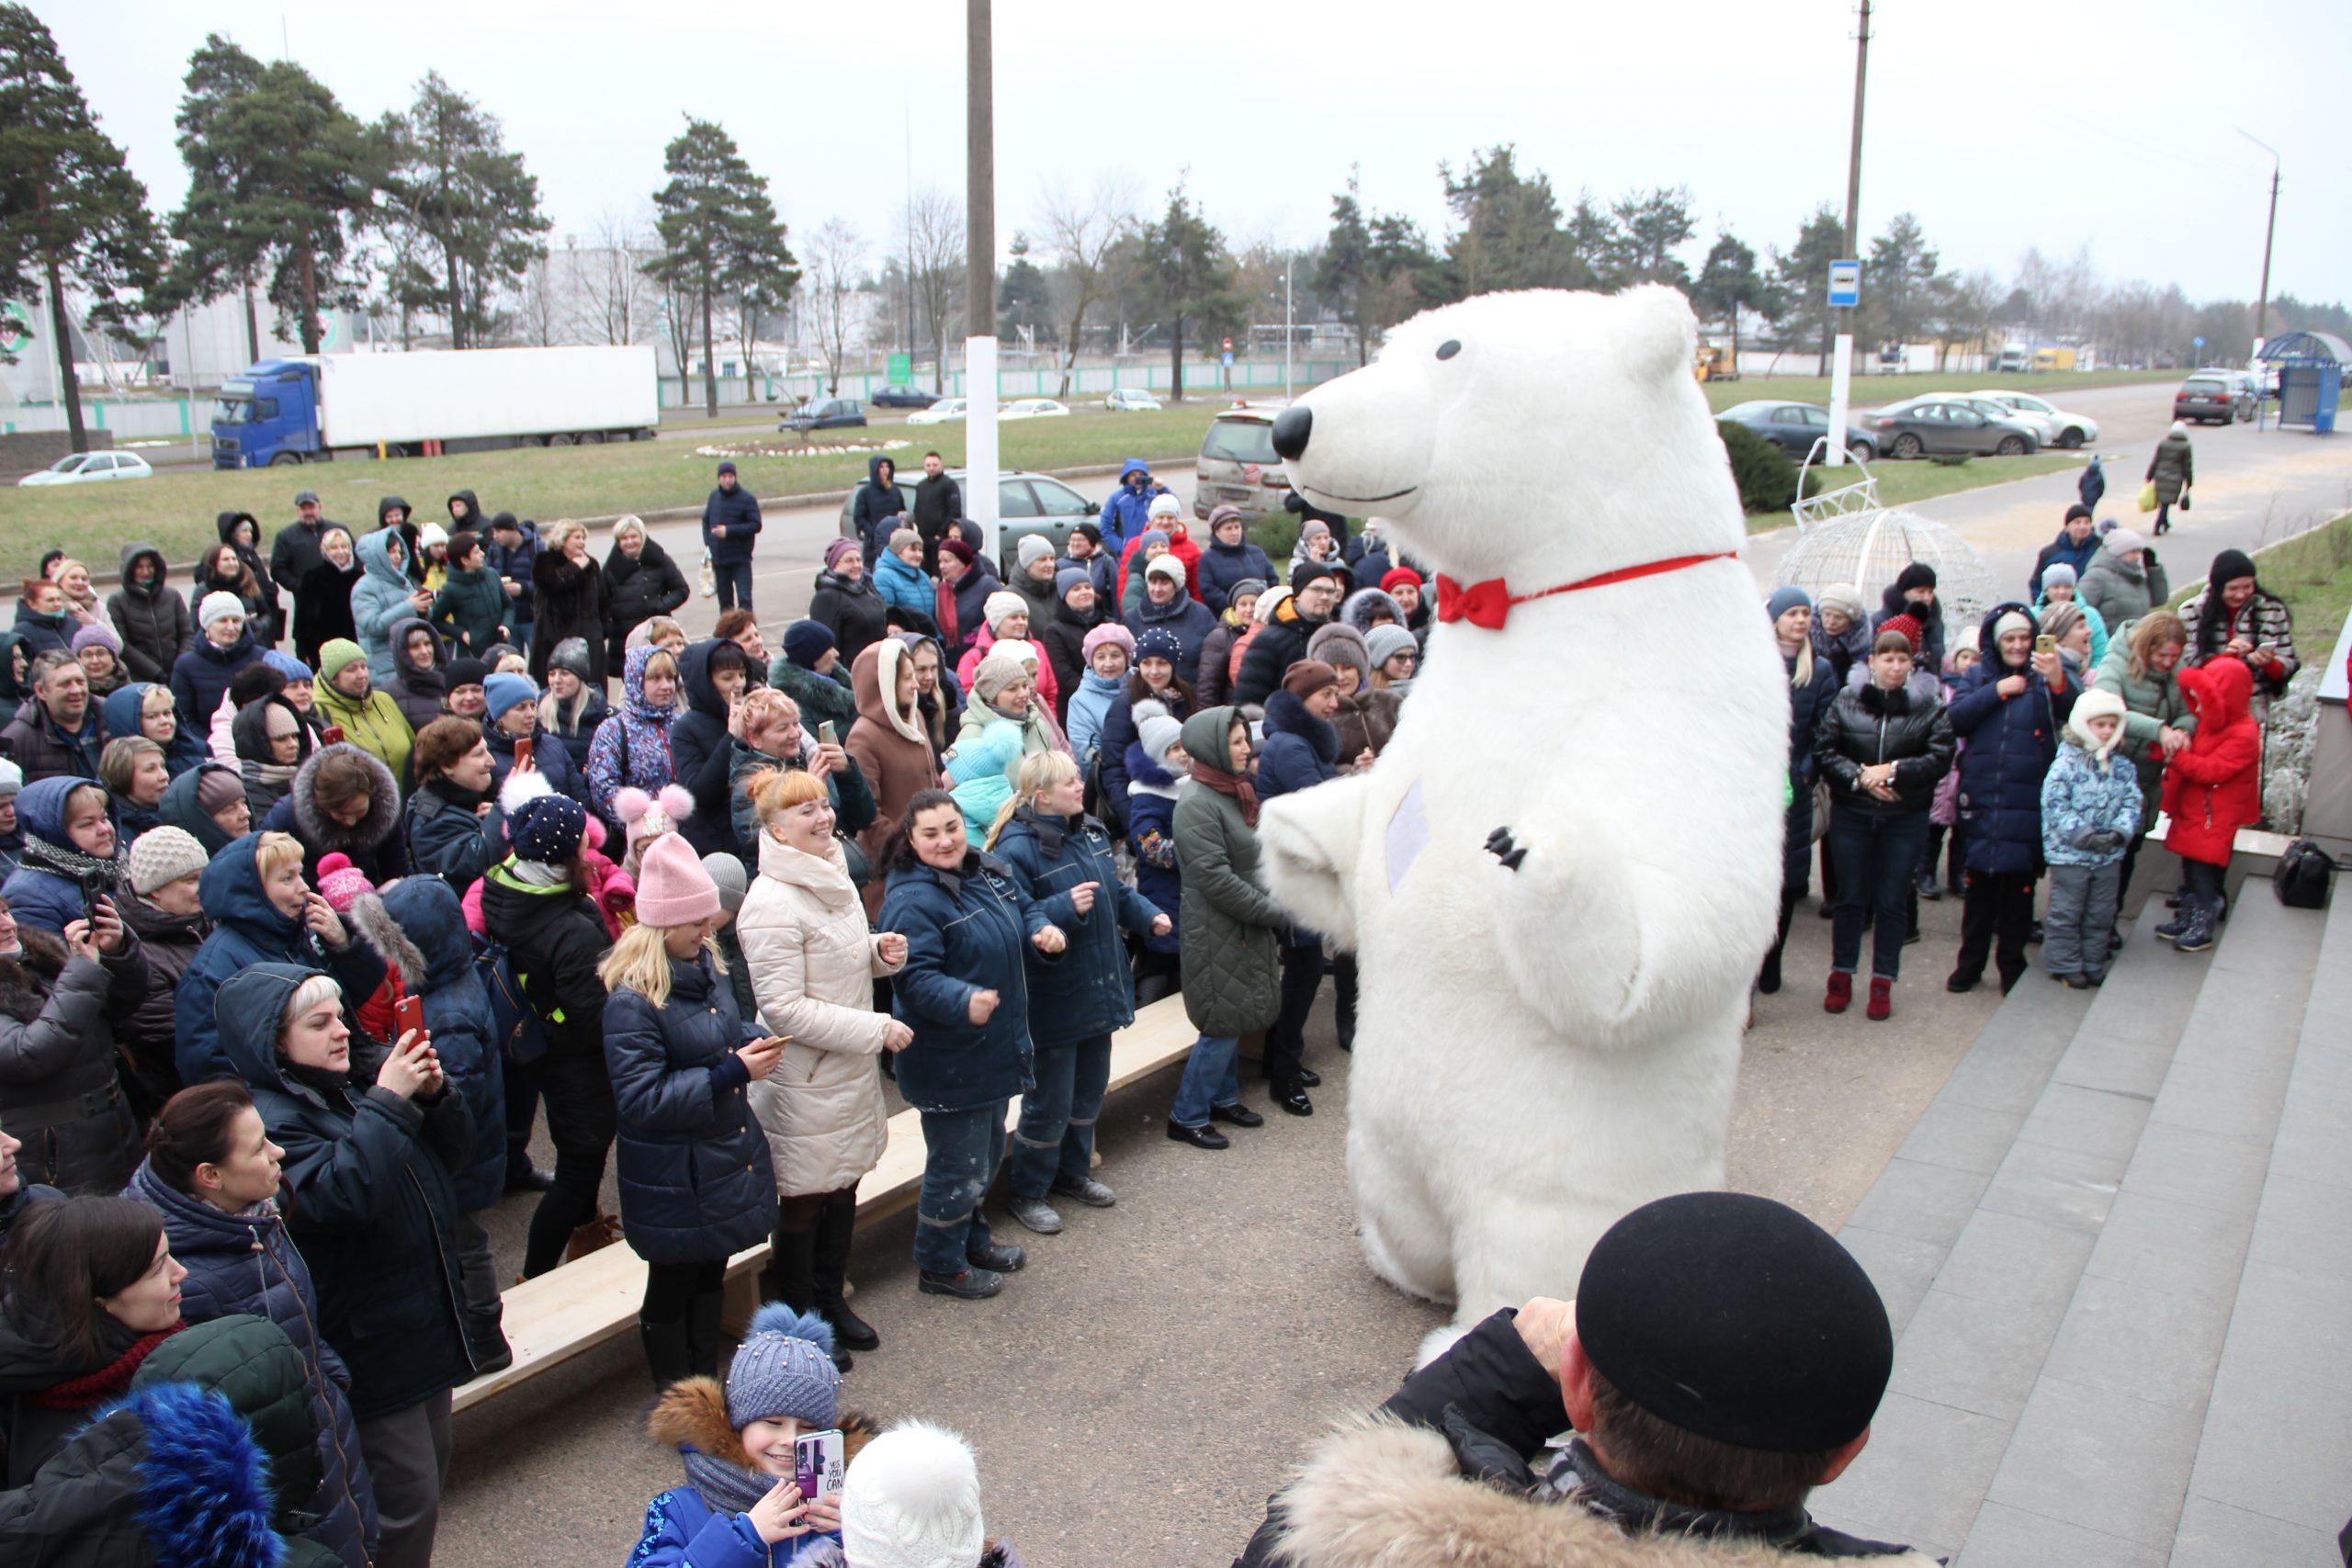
top-left (781, 396), bottom-right (868, 432)
top-left (870, 384), bottom-right (940, 409)
top-left (2174, 373), bottom-right (2255, 424)
top-left (1865, 397), bottom-right (2041, 459)
top-left (836, 468), bottom-right (1097, 575)
top-left (1717, 400), bottom-right (1878, 464)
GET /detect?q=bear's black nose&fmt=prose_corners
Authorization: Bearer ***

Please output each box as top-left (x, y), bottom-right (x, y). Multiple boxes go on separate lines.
top-left (1271, 405), bottom-right (1312, 462)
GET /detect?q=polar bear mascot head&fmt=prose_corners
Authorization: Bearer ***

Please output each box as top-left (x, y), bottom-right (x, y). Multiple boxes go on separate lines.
top-left (1271, 284), bottom-right (1745, 590)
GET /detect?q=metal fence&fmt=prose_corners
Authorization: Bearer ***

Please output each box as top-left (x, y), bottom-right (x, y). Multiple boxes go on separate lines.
top-left (2, 397), bottom-right (202, 439)
top-left (658, 357), bottom-right (1359, 410)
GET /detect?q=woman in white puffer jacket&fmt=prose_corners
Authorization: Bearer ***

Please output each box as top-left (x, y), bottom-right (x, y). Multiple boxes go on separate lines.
top-left (734, 764), bottom-right (908, 1370)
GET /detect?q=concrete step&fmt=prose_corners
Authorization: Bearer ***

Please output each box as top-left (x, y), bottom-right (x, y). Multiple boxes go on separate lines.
top-left (2167, 887), bottom-right (2352, 1566)
top-left (1815, 887), bottom-right (2322, 1562)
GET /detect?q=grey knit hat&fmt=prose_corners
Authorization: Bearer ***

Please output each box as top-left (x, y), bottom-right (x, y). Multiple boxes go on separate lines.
top-left (700, 852), bottom-right (749, 916)
top-left (128, 826), bottom-right (209, 895)
top-left (2040, 562), bottom-right (2077, 591)
top-left (1364, 624), bottom-right (1418, 671)
top-left (726, 1304), bottom-right (840, 1429)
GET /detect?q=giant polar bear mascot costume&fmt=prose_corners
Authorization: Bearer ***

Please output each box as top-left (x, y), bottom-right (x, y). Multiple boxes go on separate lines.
top-left (1256, 285), bottom-right (1785, 1360)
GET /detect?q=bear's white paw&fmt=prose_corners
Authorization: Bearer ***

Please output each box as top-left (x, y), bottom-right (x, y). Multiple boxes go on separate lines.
top-left (1484, 822), bottom-right (1643, 1032)
top-left (1415, 1321), bottom-right (1473, 1370)
top-left (1258, 779), bottom-right (1371, 946)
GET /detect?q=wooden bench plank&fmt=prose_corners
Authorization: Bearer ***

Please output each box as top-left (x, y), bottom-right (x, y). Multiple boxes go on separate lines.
top-left (452, 994), bottom-right (1201, 1412)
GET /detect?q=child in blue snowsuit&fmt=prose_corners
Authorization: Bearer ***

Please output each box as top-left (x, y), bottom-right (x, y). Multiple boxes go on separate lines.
top-left (2039, 686), bottom-right (2142, 987)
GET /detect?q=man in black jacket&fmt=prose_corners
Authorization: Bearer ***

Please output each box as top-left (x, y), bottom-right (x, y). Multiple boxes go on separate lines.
top-left (1235, 563), bottom-right (1342, 705)
top-left (268, 491), bottom-right (340, 632)
top-left (484, 513), bottom-right (537, 653)
top-left (1234, 1193), bottom-right (1926, 1566)
top-left (702, 461), bottom-right (763, 613)
top-left (910, 450), bottom-right (962, 575)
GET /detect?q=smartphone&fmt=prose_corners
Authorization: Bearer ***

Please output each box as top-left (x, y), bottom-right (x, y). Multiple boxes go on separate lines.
top-left (320, 725), bottom-right (345, 746)
top-left (2033, 634), bottom-right (2056, 655)
top-left (394, 994), bottom-right (426, 1046)
top-left (78, 868), bottom-right (111, 930)
top-left (817, 720), bottom-right (837, 746)
top-left (794, 1429), bottom-right (844, 1503)
top-left (513, 735), bottom-right (533, 772)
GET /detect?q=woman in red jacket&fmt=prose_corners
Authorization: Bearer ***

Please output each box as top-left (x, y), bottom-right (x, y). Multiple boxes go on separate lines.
top-left (2157, 658), bottom-right (2258, 954)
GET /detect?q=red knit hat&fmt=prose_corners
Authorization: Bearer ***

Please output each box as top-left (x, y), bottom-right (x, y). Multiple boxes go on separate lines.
top-left (1380, 567), bottom-right (1423, 598)
top-left (1880, 613), bottom-right (1923, 654)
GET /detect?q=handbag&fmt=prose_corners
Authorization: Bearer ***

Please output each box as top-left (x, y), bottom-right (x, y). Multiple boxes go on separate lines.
top-left (698, 551), bottom-right (716, 598)
top-left (2178, 487), bottom-right (2191, 513)
top-left (2272, 839), bottom-right (2335, 909)
top-left (2136, 480), bottom-right (2159, 513)
top-left (836, 830), bottom-right (872, 889)
top-left (565, 1208), bottom-right (625, 1262)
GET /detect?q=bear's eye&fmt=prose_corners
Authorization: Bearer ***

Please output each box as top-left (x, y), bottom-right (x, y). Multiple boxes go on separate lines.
top-left (1435, 340), bottom-right (1462, 361)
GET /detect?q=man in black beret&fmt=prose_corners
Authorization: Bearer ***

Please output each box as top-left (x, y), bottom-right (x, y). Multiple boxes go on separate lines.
top-left (1234, 1192), bottom-right (1933, 1565)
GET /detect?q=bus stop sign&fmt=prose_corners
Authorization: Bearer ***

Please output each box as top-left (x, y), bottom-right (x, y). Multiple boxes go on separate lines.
top-left (1828, 261), bottom-right (1861, 310)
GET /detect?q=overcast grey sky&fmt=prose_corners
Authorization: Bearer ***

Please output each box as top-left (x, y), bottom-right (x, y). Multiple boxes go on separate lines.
top-left (42, 0), bottom-right (2351, 309)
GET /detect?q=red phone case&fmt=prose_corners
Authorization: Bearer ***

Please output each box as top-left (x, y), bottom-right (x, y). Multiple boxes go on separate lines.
top-left (396, 996), bottom-right (425, 1043)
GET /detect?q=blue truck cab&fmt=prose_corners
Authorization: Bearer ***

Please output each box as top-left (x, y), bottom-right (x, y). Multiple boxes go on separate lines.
top-left (211, 359), bottom-right (320, 468)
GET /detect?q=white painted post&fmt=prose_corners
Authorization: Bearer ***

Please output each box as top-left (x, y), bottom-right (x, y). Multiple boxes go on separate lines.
top-left (967, 334), bottom-right (1000, 560)
top-left (1828, 334), bottom-right (1854, 467)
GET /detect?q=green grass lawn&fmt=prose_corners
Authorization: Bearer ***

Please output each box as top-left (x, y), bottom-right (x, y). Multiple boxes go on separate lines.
top-left (1701, 366), bottom-right (2179, 416)
top-left (2176, 512), bottom-right (2352, 649)
top-left (1743, 452), bottom-right (2083, 534)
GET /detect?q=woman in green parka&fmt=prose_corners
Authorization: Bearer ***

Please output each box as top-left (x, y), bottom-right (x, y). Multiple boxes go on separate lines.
top-left (1165, 706), bottom-right (1278, 1149)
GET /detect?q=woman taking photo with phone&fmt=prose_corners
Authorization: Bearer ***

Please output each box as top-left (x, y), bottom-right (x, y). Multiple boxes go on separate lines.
top-left (0, 885), bottom-right (148, 1192)
top-left (601, 834), bottom-right (785, 1386)
top-left (876, 791), bottom-right (1065, 1303)
top-left (213, 962), bottom-right (473, 1568)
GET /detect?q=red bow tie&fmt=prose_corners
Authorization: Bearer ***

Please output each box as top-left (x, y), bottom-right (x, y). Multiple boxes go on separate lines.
top-left (1436, 552), bottom-right (1739, 629)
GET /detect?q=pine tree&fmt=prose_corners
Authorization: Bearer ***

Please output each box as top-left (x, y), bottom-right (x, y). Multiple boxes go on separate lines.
top-left (996, 231), bottom-right (1050, 343)
top-left (1693, 232), bottom-right (1778, 368)
top-left (1142, 180), bottom-right (1240, 402)
top-left (1770, 205), bottom-right (1849, 376)
top-left (377, 72), bottom-right (550, 349)
top-left (0, 4), bottom-right (164, 451)
top-left (649, 116), bottom-right (796, 415)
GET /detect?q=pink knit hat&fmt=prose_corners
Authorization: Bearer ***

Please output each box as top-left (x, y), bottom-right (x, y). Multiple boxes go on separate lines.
top-left (314, 852), bottom-right (376, 913)
top-left (634, 830), bottom-right (719, 927)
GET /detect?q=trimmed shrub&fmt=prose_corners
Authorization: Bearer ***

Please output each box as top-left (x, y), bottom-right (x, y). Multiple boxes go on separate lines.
top-left (1716, 419), bottom-right (1798, 514)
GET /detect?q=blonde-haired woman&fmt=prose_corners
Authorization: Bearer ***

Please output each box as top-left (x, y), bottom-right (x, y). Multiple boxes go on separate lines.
top-left (736, 766), bottom-right (910, 1365)
top-left (1760, 586), bottom-right (1838, 995)
top-left (600, 831), bottom-right (786, 1385)
top-left (986, 750), bottom-right (1167, 1235)
top-left (530, 519), bottom-right (607, 689)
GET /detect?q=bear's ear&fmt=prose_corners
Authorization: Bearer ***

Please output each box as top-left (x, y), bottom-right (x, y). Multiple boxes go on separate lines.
top-left (1619, 283), bottom-right (1700, 386)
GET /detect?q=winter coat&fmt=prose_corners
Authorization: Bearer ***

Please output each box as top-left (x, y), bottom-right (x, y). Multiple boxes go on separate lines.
top-left (402, 776), bottom-right (505, 897)
top-left (808, 570), bottom-right (891, 672)
top-left (585, 644), bottom-right (684, 821)
top-left (657, 640), bottom-right (737, 859)
top-left (911, 469), bottom-right (961, 543)
top-left (1125, 744), bottom-right (1184, 956)
top-left (485, 716), bottom-right (586, 806)
top-left (2095, 628), bottom-right (2197, 834)
top-left (482, 519), bottom-right (537, 631)
top-left (345, 531), bottom-right (418, 687)
top-left (1058, 548), bottom-right (1116, 603)
top-left (174, 834), bottom-right (388, 1088)
top-left (1871, 587), bottom-right (1948, 675)
top-left (218, 963), bottom-right (475, 1420)
top-left (1256, 689), bottom-right (1341, 803)
top-left (1196, 536), bottom-right (1275, 615)
top-left (1234, 600), bottom-right (1328, 705)
top-left (956, 626), bottom-right (1060, 715)
top-left (0, 924), bottom-right (146, 1191)
top-left (0, 1314), bottom-right (346, 1567)
top-left (154, 761), bottom-right (238, 858)
top-left (2147, 432), bottom-right (2193, 504)
top-left (0, 691), bottom-right (104, 786)
top-left (940, 557), bottom-right (1001, 665)
top-left (10, 600), bottom-right (71, 660)
top-left (1066, 671), bottom-right (1124, 773)
top-left (2031, 592), bottom-right (2109, 671)
top-left (479, 859), bottom-right (614, 1064)
top-left (1810, 612), bottom-right (1874, 693)
top-left (876, 849), bottom-right (1054, 1113)
top-left (169, 628), bottom-right (265, 736)
top-left (944, 717), bottom-right (1026, 844)
top-left (1118, 536), bottom-right (1205, 614)
top-left (993, 809), bottom-right (1160, 1048)
top-left (2079, 456), bottom-right (2106, 513)
top-left (123, 1164), bottom-right (379, 1568)
top-left (768, 655), bottom-right (860, 735)
top-left (602, 540), bottom-right (690, 668)
top-left (871, 546), bottom-right (936, 624)
top-left (257, 743), bottom-right (405, 886)
top-left (1333, 686), bottom-right (1401, 762)
top-left (430, 560), bottom-right (512, 660)
top-left (269, 518), bottom-right (339, 608)
top-left (116, 884), bottom-right (204, 1109)
top-left (1124, 589), bottom-right (1218, 690)
top-left (1097, 460), bottom-right (1167, 554)
top-left (106, 542), bottom-right (194, 685)
top-left (2041, 741), bottom-right (2143, 867)
top-left (1005, 564), bottom-right (1062, 634)
top-left (1813, 680), bottom-right (1956, 818)
top-left (2161, 659), bottom-right (2260, 868)
top-left (738, 831), bottom-right (899, 1196)
top-left (1099, 684), bottom-right (1189, 837)
top-left (212, 511), bottom-right (282, 642)
top-left (100, 683), bottom-right (199, 783)
top-left (852, 457), bottom-right (905, 554)
top-left (231, 694), bottom-right (312, 820)
top-left (529, 547), bottom-right (608, 688)
top-left (635, 1381), bottom-right (876, 1568)
top-left (2077, 546), bottom-right (2170, 634)
top-left (1194, 620), bottom-right (1240, 709)
top-left (2028, 528), bottom-right (2104, 602)
top-left (702, 483), bottom-right (763, 567)
top-left (842, 639), bottom-right (937, 919)
top-left (311, 679), bottom-right (413, 788)
top-left (605, 951), bottom-right (776, 1265)
top-left (2180, 582), bottom-right (2299, 717)
top-left (1946, 604), bottom-right (2080, 875)
top-left (537, 684), bottom-right (610, 776)
top-left (0, 799), bottom-right (116, 943)
top-left (725, 739), bottom-right (875, 863)
top-left (380, 614), bottom-right (447, 735)
top-left (1039, 601), bottom-right (1102, 719)
top-left (1784, 651), bottom-right (1839, 787)
top-left (1172, 710), bottom-right (1282, 1037)
top-left (290, 558), bottom-right (361, 671)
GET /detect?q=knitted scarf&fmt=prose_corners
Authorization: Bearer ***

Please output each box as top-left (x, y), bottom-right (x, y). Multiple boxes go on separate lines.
top-left (683, 1447), bottom-right (775, 1517)
top-left (1189, 762), bottom-right (1260, 827)
top-left (28, 1319), bottom-right (187, 1410)
top-left (20, 830), bottom-right (122, 890)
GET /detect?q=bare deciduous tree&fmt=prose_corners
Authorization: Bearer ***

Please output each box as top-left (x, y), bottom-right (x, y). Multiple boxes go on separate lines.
top-left (1038, 175), bottom-right (1138, 399)
top-left (581, 210), bottom-right (660, 345)
top-left (806, 219), bottom-right (867, 395)
top-left (901, 187), bottom-right (965, 391)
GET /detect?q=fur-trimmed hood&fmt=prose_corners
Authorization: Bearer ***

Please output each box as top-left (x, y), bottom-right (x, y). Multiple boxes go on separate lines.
top-left (286, 742), bottom-right (401, 857)
top-left (1268, 1417), bottom-right (1934, 1568)
top-left (647, 1374), bottom-right (878, 1475)
top-left (0, 923), bottom-right (68, 1022)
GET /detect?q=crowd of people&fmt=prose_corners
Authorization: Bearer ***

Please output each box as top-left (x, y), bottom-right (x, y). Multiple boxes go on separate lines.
top-left (0, 456), bottom-right (2302, 1565)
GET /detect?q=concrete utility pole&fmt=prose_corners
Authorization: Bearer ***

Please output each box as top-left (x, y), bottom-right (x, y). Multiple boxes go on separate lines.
top-left (2237, 129), bottom-right (2280, 355)
top-left (965, 0), bottom-right (1000, 547)
top-left (1826, 0), bottom-right (1871, 467)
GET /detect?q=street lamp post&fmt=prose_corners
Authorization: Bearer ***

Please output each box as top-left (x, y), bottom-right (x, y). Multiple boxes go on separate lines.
top-left (1283, 262), bottom-right (1294, 401)
top-left (2235, 128), bottom-right (2280, 358)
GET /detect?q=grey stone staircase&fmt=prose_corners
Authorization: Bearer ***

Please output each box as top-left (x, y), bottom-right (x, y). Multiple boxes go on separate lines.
top-left (1813, 883), bottom-right (2348, 1565)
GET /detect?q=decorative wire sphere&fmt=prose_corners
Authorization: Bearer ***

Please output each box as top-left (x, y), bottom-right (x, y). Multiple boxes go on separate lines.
top-left (1774, 509), bottom-right (2003, 633)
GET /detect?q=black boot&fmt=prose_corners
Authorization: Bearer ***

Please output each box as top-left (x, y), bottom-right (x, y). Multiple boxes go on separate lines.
top-left (1758, 892), bottom-right (1796, 994)
top-left (466, 1303), bottom-right (514, 1377)
top-left (2174, 897), bottom-right (2219, 953)
top-left (639, 1315), bottom-right (694, 1390)
top-left (811, 1201), bottom-right (878, 1359)
top-left (760, 1225), bottom-right (819, 1314)
top-left (685, 1289), bottom-right (727, 1379)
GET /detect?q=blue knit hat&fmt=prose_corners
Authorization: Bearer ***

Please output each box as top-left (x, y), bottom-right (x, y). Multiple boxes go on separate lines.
top-left (1134, 626), bottom-right (1183, 666)
top-left (483, 671), bottom-right (537, 720)
top-left (507, 792), bottom-right (585, 864)
top-left (726, 1304), bottom-right (839, 1429)
top-left (782, 619), bottom-right (837, 671)
top-left (263, 649), bottom-right (314, 682)
top-left (1765, 585), bottom-right (1812, 622)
